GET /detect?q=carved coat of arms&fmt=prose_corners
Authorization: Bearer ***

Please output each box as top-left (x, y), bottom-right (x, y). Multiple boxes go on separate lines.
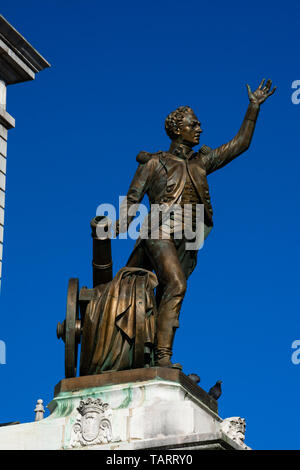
top-left (70, 397), bottom-right (112, 448)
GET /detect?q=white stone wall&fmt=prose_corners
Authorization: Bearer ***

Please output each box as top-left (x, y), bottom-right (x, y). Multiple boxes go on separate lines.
top-left (0, 15), bottom-right (49, 291)
top-left (0, 80), bottom-right (7, 288)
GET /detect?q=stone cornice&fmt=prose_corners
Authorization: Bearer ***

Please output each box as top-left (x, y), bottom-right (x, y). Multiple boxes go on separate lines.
top-left (0, 106), bottom-right (14, 129)
top-left (0, 15), bottom-right (50, 85)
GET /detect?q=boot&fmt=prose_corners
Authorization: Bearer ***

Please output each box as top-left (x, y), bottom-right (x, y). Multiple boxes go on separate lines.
top-left (155, 325), bottom-right (182, 370)
top-left (156, 347), bottom-right (182, 370)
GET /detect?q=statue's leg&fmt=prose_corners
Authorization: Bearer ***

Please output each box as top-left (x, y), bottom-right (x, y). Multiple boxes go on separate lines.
top-left (126, 243), bottom-right (153, 271)
top-left (175, 224), bottom-right (213, 280)
top-left (175, 239), bottom-right (198, 280)
top-left (143, 238), bottom-right (186, 369)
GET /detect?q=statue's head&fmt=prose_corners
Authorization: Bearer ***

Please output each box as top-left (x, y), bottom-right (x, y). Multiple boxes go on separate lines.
top-left (165, 106), bottom-right (202, 146)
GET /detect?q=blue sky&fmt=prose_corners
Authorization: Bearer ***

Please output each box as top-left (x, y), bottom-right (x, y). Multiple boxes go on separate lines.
top-left (0, 0), bottom-right (299, 450)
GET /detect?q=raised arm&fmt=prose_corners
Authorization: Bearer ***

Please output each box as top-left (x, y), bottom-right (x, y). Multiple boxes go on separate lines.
top-left (202, 79), bottom-right (276, 174)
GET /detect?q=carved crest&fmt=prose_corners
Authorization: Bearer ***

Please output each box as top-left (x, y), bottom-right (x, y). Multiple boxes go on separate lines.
top-left (70, 397), bottom-right (112, 447)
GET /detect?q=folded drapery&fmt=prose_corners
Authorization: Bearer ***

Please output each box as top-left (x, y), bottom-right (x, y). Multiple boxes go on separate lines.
top-left (80, 267), bottom-right (158, 375)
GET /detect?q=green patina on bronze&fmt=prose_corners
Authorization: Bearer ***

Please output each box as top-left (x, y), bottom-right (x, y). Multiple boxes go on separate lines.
top-left (49, 384), bottom-right (136, 418)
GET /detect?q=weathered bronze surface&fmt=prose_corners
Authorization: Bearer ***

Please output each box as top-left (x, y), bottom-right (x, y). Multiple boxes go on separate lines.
top-left (79, 266), bottom-right (158, 375)
top-left (91, 216), bottom-right (113, 287)
top-left (118, 79), bottom-right (276, 368)
top-left (57, 278), bottom-right (80, 378)
top-left (57, 218), bottom-right (159, 377)
top-left (58, 80), bottom-right (275, 378)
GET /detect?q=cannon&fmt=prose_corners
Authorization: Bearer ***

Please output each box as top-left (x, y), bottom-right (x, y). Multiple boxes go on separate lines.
top-left (56, 216), bottom-right (113, 378)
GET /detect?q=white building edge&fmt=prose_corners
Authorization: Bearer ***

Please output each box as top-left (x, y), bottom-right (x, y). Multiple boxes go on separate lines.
top-left (0, 14), bottom-right (50, 289)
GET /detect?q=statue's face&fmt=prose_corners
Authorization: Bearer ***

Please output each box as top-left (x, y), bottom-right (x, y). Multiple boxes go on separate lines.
top-left (178, 111), bottom-right (202, 146)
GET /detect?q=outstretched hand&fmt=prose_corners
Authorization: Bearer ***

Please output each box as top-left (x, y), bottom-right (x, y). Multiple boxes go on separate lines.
top-left (246, 79), bottom-right (276, 105)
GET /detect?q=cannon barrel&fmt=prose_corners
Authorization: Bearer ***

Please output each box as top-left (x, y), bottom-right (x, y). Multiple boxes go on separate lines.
top-left (90, 216), bottom-right (113, 287)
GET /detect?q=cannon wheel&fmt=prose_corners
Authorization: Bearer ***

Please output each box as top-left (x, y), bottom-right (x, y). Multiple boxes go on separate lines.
top-left (65, 278), bottom-right (80, 378)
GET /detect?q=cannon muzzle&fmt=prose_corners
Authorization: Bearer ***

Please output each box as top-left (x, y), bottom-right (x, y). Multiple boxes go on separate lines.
top-left (90, 216), bottom-right (113, 287)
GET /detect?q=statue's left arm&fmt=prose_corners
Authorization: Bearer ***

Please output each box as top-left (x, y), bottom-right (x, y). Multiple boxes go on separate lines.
top-left (202, 79), bottom-right (276, 174)
top-left (115, 156), bottom-right (158, 236)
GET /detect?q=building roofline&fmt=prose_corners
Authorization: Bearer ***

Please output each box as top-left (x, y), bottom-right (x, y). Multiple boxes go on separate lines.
top-left (0, 15), bottom-right (50, 82)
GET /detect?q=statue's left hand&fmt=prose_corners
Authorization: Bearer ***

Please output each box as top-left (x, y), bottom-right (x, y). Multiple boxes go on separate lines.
top-left (246, 79), bottom-right (276, 105)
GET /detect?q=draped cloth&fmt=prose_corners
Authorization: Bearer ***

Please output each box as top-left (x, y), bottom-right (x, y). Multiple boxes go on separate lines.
top-left (79, 267), bottom-right (158, 376)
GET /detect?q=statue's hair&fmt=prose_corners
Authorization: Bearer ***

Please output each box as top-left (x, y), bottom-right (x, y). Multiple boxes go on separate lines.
top-left (165, 106), bottom-right (195, 140)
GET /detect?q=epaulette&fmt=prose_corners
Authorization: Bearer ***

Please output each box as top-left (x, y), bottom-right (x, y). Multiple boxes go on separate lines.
top-left (198, 145), bottom-right (212, 155)
top-left (136, 151), bottom-right (163, 164)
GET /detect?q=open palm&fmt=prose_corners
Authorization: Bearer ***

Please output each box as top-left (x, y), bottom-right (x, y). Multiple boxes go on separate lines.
top-left (247, 79), bottom-right (276, 105)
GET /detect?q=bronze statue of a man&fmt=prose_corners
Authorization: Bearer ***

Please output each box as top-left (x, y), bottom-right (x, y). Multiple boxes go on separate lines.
top-left (116, 79), bottom-right (276, 369)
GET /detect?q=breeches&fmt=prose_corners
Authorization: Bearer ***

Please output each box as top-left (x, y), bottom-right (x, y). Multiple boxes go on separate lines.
top-left (126, 235), bottom-right (207, 329)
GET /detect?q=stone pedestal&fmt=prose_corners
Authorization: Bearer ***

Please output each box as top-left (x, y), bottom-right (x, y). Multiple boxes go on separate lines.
top-left (0, 368), bottom-right (250, 450)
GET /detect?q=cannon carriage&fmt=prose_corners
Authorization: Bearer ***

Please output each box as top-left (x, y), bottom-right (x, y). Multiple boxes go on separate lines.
top-left (57, 216), bottom-right (157, 378)
top-left (56, 216), bottom-right (113, 378)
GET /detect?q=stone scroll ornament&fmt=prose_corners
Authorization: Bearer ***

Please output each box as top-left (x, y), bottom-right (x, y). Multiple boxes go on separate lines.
top-left (70, 398), bottom-right (112, 448)
top-left (220, 417), bottom-right (251, 450)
